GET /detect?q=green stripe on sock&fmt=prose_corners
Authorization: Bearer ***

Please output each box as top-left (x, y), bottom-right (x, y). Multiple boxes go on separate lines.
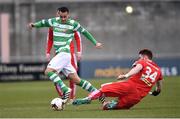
top-left (56, 80), bottom-right (69, 93)
top-left (88, 86), bottom-right (93, 92)
top-left (83, 82), bottom-right (88, 89)
top-left (47, 72), bottom-right (54, 77)
top-left (79, 79), bottom-right (85, 86)
top-left (78, 79), bottom-right (97, 92)
top-left (47, 72), bottom-right (69, 93)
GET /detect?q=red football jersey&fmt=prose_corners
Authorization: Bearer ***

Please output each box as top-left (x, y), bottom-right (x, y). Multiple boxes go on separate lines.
top-left (129, 59), bottom-right (163, 98)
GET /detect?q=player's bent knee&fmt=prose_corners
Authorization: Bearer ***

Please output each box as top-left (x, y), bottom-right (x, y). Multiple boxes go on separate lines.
top-left (44, 68), bottom-right (56, 75)
top-left (68, 73), bottom-right (80, 84)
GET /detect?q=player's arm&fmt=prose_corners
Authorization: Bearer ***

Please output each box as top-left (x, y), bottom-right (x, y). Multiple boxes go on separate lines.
top-left (74, 22), bottom-right (102, 48)
top-left (46, 28), bottom-right (53, 61)
top-left (149, 80), bottom-right (163, 96)
top-left (117, 64), bottom-right (143, 80)
top-left (28, 18), bottom-right (54, 28)
top-left (74, 31), bottom-right (82, 61)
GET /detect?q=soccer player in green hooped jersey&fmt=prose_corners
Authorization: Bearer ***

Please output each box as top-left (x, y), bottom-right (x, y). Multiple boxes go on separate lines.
top-left (28, 7), bottom-right (103, 105)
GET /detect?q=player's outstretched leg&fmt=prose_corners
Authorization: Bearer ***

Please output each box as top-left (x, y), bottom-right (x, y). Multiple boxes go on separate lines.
top-left (69, 73), bottom-right (97, 93)
top-left (73, 90), bottom-right (105, 105)
top-left (47, 71), bottom-right (71, 103)
top-left (54, 73), bottom-right (70, 98)
top-left (72, 97), bottom-right (91, 105)
top-left (77, 79), bottom-right (97, 92)
top-left (69, 73), bottom-right (106, 105)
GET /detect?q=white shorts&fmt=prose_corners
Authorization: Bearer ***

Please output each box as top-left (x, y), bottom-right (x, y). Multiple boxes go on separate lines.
top-left (47, 52), bottom-right (76, 77)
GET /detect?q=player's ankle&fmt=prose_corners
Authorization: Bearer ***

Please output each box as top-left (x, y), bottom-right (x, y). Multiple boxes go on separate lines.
top-left (88, 90), bottom-right (102, 100)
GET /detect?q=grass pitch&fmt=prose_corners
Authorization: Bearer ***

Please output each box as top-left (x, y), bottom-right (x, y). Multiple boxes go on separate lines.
top-left (0, 76), bottom-right (180, 118)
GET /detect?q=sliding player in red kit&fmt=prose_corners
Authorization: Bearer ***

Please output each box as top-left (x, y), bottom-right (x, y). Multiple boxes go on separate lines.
top-left (73, 49), bottom-right (163, 110)
top-left (46, 27), bottom-right (82, 101)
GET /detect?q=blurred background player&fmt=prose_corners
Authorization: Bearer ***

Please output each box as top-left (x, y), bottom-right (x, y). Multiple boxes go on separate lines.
top-left (28, 6), bottom-right (102, 104)
top-left (46, 8), bottom-right (82, 102)
top-left (73, 49), bottom-right (163, 110)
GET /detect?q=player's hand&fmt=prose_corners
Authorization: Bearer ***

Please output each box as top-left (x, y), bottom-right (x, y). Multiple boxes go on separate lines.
top-left (149, 90), bottom-right (161, 96)
top-left (95, 42), bottom-right (103, 49)
top-left (28, 23), bottom-right (34, 29)
top-left (76, 52), bottom-right (82, 61)
top-left (46, 53), bottom-right (51, 61)
top-left (117, 74), bottom-right (126, 80)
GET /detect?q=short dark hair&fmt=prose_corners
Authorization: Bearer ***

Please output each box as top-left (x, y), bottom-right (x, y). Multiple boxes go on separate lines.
top-left (57, 7), bottom-right (69, 13)
top-left (139, 49), bottom-right (153, 59)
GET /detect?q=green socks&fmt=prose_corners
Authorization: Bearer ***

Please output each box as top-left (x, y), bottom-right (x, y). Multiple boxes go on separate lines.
top-left (78, 79), bottom-right (97, 92)
top-left (47, 72), bottom-right (96, 93)
top-left (47, 72), bottom-right (69, 93)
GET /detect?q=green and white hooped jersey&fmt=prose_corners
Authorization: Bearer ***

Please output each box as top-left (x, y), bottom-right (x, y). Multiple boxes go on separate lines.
top-left (34, 17), bottom-right (97, 54)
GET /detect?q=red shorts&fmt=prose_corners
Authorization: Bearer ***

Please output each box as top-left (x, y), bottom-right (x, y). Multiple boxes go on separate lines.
top-left (100, 80), bottom-right (141, 109)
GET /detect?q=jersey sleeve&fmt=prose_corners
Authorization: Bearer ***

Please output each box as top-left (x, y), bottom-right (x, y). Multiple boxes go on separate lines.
top-left (132, 59), bottom-right (144, 68)
top-left (33, 18), bottom-right (55, 28)
top-left (74, 31), bottom-right (82, 53)
top-left (46, 27), bottom-right (53, 54)
top-left (73, 21), bottom-right (97, 45)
